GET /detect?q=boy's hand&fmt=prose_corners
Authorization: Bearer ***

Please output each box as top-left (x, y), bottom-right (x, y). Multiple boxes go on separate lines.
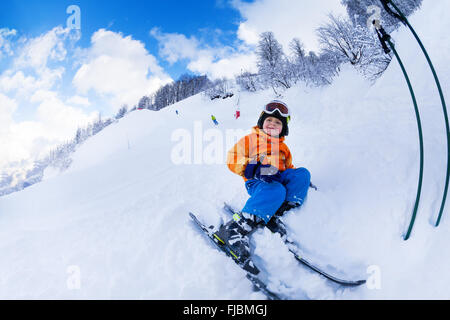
top-left (257, 164), bottom-right (282, 183)
top-left (244, 161), bottom-right (261, 180)
top-left (244, 162), bottom-right (282, 183)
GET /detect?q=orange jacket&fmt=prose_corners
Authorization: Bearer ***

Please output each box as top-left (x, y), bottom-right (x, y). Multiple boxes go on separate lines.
top-left (227, 126), bottom-right (295, 181)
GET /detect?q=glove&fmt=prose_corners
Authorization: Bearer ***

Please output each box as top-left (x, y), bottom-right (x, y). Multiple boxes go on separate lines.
top-left (256, 165), bottom-right (282, 183)
top-left (244, 161), bottom-right (281, 183)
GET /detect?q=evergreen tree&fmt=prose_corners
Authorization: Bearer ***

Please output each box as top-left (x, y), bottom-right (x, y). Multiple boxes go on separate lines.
top-left (138, 96), bottom-right (152, 109)
top-left (115, 105), bottom-right (128, 119)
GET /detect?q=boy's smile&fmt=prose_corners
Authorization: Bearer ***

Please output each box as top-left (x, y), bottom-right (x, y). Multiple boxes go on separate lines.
top-left (262, 116), bottom-right (283, 137)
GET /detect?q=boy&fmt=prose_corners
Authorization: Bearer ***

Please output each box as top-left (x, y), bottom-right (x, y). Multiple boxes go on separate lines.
top-left (214, 100), bottom-right (311, 272)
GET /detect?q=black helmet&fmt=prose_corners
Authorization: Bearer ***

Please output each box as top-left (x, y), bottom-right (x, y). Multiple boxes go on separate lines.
top-left (257, 100), bottom-right (290, 137)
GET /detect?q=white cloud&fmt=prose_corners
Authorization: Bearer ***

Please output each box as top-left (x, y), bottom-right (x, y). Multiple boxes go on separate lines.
top-left (73, 29), bottom-right (172, 109)
top-left (187, 50), bottom-right (257, 79)
top-left (14, 26), bottom-right (69, 71)
top-left (232, 0), bottom-right (348, 53)
top-left (151, 28), bottom-right (201, 64)
top-left (0, 27), bottom-right (100, 170)
top-left (66, 95), bottom-right (90, 107)
top-left (0, 93), bottom-right (98, 169)
top-left (0, 26), bottom-right (71, 99)
top-left (0, 68), bottom-right (65, 100)
top-left (35, 94), bottom-right (98, 138)
top-left (236, 23), bottom-right (259, 45)
top-left (151, 28), bottom-right (257, 79)
top-left (0, 28), bottom-right (17, 58)
top-left (0, 93), bottom-right (17, 134)
top-left (0, 87), bottom-right (98, 169)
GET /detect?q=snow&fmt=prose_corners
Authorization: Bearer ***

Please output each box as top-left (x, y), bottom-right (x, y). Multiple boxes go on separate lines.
top-left (1, 1), bottom-right (450, 299)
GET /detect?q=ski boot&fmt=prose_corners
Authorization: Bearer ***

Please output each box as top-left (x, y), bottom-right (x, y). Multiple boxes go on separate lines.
top-left (275, 200), bottom-right (301, 217)
top-left (213, 212), bottom-right (258, 274)
top-left (266, 216), bottom-right (288, 236)
top-left (266, 201), bottom-right (302, 236)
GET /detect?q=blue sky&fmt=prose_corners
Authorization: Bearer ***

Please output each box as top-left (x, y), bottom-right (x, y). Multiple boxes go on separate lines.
top-left (1, 0), bottom-right (245, 79)
top-left (0, 0), bottom-right (346, 170)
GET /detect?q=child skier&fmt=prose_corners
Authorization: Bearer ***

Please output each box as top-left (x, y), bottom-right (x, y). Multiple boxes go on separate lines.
top-left (214, 100), bottom-right (311, 271)
top-left (211, 115), bottom-right (219, 126)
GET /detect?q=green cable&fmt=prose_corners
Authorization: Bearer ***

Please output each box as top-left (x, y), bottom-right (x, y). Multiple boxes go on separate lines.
top-left (386, 0), bottom-right (450, 227)
top-left (387, 39), bottom-right (424, 240)
top-left (374, 22), bottom-right (424, 240)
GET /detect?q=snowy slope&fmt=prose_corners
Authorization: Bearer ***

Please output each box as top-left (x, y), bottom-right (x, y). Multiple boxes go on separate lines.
top-left (1, 0), bottom-right (449, 299)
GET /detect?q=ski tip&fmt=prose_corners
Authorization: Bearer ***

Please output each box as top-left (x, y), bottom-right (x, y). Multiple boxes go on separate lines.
top-left (189, 212), bottom-right (201, 223)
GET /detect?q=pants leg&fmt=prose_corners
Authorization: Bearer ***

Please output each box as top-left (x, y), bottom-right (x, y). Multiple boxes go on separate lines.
top-left (242, 180), bottom-right (286, 224)
top-left (279, 168), bottom-right (311, 205)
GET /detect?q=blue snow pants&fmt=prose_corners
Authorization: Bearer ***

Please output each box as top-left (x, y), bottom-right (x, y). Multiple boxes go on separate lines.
top-left (242, 168), bottom-right (311, 224)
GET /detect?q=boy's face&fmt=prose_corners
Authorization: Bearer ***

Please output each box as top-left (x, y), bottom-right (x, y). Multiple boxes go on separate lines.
top-left (262, 116), bottom-right (283, 137)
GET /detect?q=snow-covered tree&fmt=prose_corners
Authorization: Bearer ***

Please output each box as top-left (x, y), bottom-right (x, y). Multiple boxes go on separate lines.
top-left (115, 105), bottom-right (128, 119)
top-left (317, 14), bottom-right (391, 81)
top-left (257, 31), bottom-right (293, 91)
top-left (204, 78), bottom-right (234, 100)
top-left (341, 0), bottom-right (423, 32)
top-left (91, 115), bottom-right (104, 136)
top-left (138, 96), bottom-right (152, 109)
top-left (289, 38), bottom-right (308, 83)
top-left (236, 71), bottom-right (264, 92)
top-left (317, 14), bottom-right (366, 66)
top-left (144, 74), bottom-right (210, 110)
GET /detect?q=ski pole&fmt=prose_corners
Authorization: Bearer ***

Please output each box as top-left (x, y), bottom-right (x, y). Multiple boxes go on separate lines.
top-left (380, 0), bottom-right (450, 227)
top-left (373, 20), bottom-right (424, 240)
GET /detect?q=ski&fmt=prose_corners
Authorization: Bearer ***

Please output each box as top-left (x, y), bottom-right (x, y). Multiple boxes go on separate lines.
top-left (188, 212), bottom-right (281, 300)
top-left (282, 237), bottom-right (366, 286)
top-left (223, 202), bottom-right (366, 286)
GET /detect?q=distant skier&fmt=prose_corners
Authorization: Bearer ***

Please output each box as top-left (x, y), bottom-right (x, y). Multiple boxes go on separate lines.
top-left (235, 110), bottom-right (240, 119)
top-left (214, 100), bottom-right (312, 269)
top-left (176, 110), bottom-right (179, 115)
top-left (211, 115), bottom-right (219, 126)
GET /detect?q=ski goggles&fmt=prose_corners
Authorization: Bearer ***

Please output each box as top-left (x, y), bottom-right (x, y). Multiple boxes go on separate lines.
top-left (263, 101), bottom-right (290, 117)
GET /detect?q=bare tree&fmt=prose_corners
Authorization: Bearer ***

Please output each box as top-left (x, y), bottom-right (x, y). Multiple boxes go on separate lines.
top-left (317, 14), bottom-right (391, 81)
top-left (204, 78), bottom-right (234, 100)
top-left (317, 14), bottom-right (365, 66)
top-left (236, 71), bottom-right (264, 92)
top-left (257, 31), bottom-right (293, 92)
top-left (289, 38), bottom-right (308, 83)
